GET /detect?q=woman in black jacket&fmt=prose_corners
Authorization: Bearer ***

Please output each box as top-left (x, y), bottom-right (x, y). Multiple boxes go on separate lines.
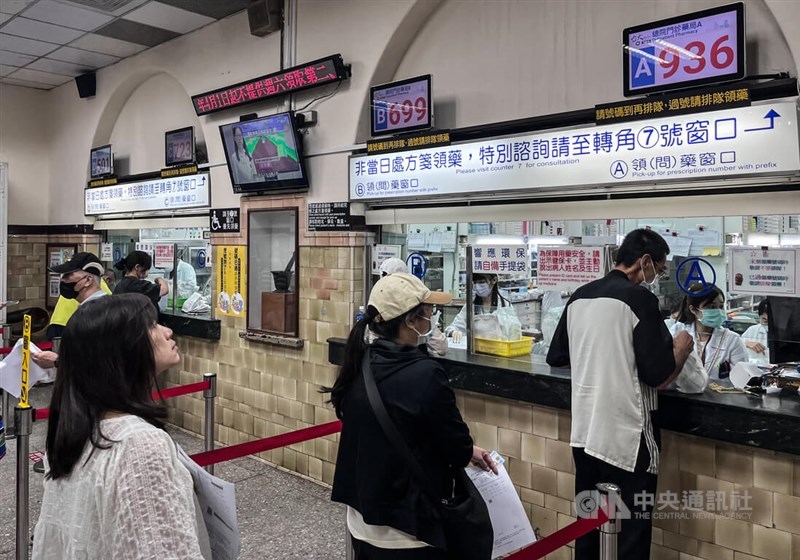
top-left (326, 273), bottom-right (497, 559)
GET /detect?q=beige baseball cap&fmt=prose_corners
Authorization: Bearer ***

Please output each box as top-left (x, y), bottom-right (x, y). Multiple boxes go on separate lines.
top-left (369, 273), bottom-right (452, 322)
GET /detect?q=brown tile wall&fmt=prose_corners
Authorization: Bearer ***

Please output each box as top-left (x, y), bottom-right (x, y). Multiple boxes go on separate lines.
top-left (164, 195), bottom-right (799, 560)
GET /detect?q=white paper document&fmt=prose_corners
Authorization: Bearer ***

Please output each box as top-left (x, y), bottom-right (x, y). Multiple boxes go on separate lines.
top-left (664, 235), bottom-right (693, 259)
top-left (177, 447), bottom-right (241, 560)
top-left (466, 462), bottom-right (536, 559)
top-left (0, 340), bottom-right (55, 397)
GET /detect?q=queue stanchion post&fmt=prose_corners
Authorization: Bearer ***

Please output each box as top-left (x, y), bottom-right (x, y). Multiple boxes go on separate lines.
top-left (15, 405), bottom-right (32, 560)
top-left (597, 483), bottom-right (621, 560)
top-left (203, 372), bottom-right (217, 475)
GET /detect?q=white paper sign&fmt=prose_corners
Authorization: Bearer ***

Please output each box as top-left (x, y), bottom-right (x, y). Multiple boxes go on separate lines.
top-left (538, 245), bottom-right (605, 291)
top-left (350, 102), bottom-right (800, 201)
top-left (371, 244), bottom-right (402, 274)
top-left (664, 235), bottom-right (693, 259)
top-left (729, 247), bottom-right (798, 296)
top-left (407, 232), bottom-right (426, 251)
top-left (100, 243), bottom-right (113, 261)
top-left (473, 245), bottom-right (528, 273)
top-left (466, 464), bottom-right (536, 559)
top-left (85, 172), bottom-right (210, 215)
top-left (176, 447), bottom-right (241, 560)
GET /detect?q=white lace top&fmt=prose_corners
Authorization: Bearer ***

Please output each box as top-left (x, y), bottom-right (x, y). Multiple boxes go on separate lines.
top-left (32, 415), bottom-right (211, 560)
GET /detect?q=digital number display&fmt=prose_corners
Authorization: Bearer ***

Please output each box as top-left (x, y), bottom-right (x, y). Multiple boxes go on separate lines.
top-left (371, 75), bottom-right (432, 137)
top-left (90, 145), bottom-right (112, 178)
top-left (623, 3), bottom-right (744, 96)
top-left (165, 127), bottom-right (194, 166)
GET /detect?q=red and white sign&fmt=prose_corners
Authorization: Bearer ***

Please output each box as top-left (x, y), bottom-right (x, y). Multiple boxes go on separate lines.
top-left (154, 244), bottom-right (174, 269)
top-left (729, 247), bottom-right (798, 296)
top-left (538, 246), bottom-right (605, 291)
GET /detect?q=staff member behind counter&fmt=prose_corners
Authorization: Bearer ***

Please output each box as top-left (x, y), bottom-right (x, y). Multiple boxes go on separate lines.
top-left (742, 299), bottom-right (770, 366)
top-left (113, 250), bottom-right (170, 310)
top-left (670, 283), bottom-right (747, 380)
top-left (445, 273), bottom-right (514, 343)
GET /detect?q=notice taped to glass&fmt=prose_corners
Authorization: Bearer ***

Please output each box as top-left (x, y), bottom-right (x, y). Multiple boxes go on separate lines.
top-left (308, 202), bottom-right (351, 232)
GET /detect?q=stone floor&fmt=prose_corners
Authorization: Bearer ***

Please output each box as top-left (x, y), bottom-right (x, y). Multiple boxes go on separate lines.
top-left (0, 384), bottom-right (346, 560)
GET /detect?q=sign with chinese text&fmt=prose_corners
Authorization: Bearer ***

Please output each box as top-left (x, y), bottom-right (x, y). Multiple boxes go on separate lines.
top-left (191, 54), bottom-right (348, 116)
top-left (349, 102), bottom-right (800, 202)
top-left (371, 74), bottom-right (432, 136)
top-left (161, 165), bottom-right (198, 178)
top-left (85, 172), bottom-right (210, 216)
top-left (100, 243), bottom-right (113, 261)
top-left (367, 131), bottom-right (450, 155)
top-left (729, 247), bottom-right (798, 296)
top-left (210, 208), bottom-right (240, 233)
top-left (371, 244), bottom-right (402, 274)
top-left (308, 202), bottom-right (351, 232)
top-left (154, 244), bottom-right (174, 269)
top-left (89, 177), bottom-right (117, 188)
top-left (596, 85), bottom-right (749, 124)
top-left (623, 3), bottom-right (744, 96)
top-left (472, 245), bottom-right (528, 273)
top-left (216, 246), bottom-right (247, 317)
top-left (538, 246), bottom-right (606, 291)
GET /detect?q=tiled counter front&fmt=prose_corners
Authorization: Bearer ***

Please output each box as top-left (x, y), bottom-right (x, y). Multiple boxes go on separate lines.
top-left (454, 392), bottom-right (800, 560)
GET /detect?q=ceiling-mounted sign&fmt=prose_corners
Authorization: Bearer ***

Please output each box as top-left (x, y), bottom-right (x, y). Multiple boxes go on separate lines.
top-left (623, 3), bottom-right (745, 97)
top-left (349, 101), bottom-right (800, 202)
top-left (191, 54), bottom-right (349, 116)
top-left (85, 172), bottom-right (210, 216)
top-left (307, 202), bottom-right (351, 232)
top-left (729, 247), bottom-right (798, 296)
top-left (210, 208), bottom-right (240, 233)
top-left (371, 74), bottom-right (432, 137)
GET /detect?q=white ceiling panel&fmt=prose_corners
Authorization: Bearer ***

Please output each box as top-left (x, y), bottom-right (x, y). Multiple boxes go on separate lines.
top-left (0, 33), bottom-right (59, 56)
top-left (7, 67), bottom-right (72, 85)
top-left (0, 63), bottom-right (18, 76)
top-left (122, 1), bottom-right (213, 34)
top-left (58, 0), bottom-right (149, 18)
top-left (22, 0), bottom-right (114, 31)
top-left (1, 76), bottom-right (53, 89)
top-left (69, 32), bottom-right (145, 57)
top-left (0, 49), bottom-right (36, 66)
top-left (28, 56), bottom-right (91, 75)
top-left (48, 45), bottom-right (118, 67)
top-left (2, 16), bottom-right (85, 43)
top-left (0, 0), bottom-right (35, 15)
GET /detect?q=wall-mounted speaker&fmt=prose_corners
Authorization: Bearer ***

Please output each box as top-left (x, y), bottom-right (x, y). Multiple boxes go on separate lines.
top-left (75, 73), bottom-right (96, 99)
top-left (247, 0), bottom-right (282, 37)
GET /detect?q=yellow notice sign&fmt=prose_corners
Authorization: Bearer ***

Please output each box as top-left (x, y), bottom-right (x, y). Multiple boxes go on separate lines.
top-left (19, 314), bottom-right (31, 408)
top-left (216, 246), bottom-right (247, 317)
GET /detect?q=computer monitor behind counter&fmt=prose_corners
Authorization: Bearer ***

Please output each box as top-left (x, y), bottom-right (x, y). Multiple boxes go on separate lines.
top-left (767, 297), bottom-right (800, 363)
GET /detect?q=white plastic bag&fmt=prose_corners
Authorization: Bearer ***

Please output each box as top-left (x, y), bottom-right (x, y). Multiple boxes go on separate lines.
top-left (0, 340), bottom-right (55, 397)
top-left (495, 305), bottom-right (522, 341)
top-left (182, 292), bottom-right (211, 314)
top-left (473, 314), bottom-right (503, 340)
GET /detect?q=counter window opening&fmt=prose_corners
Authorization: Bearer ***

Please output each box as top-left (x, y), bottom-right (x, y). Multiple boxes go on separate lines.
top-left (247, 208), bottom-right (299, 337)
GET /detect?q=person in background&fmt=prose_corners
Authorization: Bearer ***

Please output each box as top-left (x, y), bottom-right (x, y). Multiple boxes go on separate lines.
top-left (547, 229), bottom-right (693, 560)
top-left (325, 273), bottom-right (496, 559)
top-left (34, 253), bottom-right (108, 370)
top-left (376, 258), bottom-right (448, 356)
top-left (32, 294), bottom-right (210, 560)
top-left (445, 273), bottom-right (511, 343)
top-left (379, 257), bottom-right (409, 277)
top-left (663, 299), bottom-right (682, 330)
top-left (113, 250), bottom-right (169, 310)
top-left (670, 283), bottom-right (748, 380)
top-left (47, 279), bottom-right (113, 341)
top-left (231, 125), bottom-right (259, 184)
top-left (741, 299), bottom-right (770, 366)
top-left (102, 268), bottom-right (117, 290)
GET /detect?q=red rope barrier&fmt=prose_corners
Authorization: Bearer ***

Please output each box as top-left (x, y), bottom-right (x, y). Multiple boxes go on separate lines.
top-left (506, 508), bottom-right (609, 560)
top-left (0, 341), bottom-right (52, 356)
top-left (33, 380), bottom-right (211, 422)
top-left (190, 420), bottom-right (343, 467)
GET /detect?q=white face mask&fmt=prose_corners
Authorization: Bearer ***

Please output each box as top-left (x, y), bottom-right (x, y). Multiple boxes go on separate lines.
top-left (474, 282), bottom-right (492, 298)
top-left (410, 315), bottom-right (434, 345)
top-left (640, 257), bottom-right (659, 289)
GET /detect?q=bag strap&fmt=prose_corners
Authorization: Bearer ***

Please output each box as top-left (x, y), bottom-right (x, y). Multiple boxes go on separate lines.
top-left (361, 352), bottom-right (443, 505)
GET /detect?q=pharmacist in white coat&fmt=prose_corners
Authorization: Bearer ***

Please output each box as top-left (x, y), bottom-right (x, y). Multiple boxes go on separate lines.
top-left (670, 283), bottom-right (747, 383)
top-left (741, 299), bottom-right (770, 366)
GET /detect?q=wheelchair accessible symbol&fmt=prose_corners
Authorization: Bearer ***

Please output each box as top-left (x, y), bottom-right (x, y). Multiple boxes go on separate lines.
top-left (676, 257), bottom-right (716, 296)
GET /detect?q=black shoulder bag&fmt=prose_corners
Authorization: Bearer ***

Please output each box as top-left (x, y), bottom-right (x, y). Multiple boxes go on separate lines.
top-left (361, 353), bottom-right (493, 560)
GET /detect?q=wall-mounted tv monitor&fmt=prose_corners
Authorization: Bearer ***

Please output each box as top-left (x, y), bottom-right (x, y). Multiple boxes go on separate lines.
top-left (623, 2), bottom-right (745, 97)
top-left (165, 126), bottom-right (195, 167)
top-left (90, 145), bottom-right (113, 178)
top-left (219, 112), bottom-right (309, 194)
top-left (370, 74), bottom-right (432, 137)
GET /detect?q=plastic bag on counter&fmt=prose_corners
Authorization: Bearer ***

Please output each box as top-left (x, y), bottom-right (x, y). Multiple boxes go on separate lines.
top-left (473, 314), bottom-right (503, 340)
top-left (533, 305), bottom-right (565, 355)
top-left (496, 305), bottom-right (522, 341)
top-left (182, 292), bottom-right (211, 314)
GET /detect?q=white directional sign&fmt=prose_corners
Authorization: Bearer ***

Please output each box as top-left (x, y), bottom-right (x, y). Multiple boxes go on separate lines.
top-left (350, 102), bottom-right (800, 201)
top-left (85, 172), bottom-right (210, 215)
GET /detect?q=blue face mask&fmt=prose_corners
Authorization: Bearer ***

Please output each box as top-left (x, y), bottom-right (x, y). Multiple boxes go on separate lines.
top-left (699, 308), bottom-right (726, 329)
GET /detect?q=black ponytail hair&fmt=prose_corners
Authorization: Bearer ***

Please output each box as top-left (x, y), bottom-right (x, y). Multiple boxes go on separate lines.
top-left (322, 303), bottom-right (425, 418)
top-left (677, 283), bottom-right (725, 324)
top-left (114, 250), bottom-right (153, 273)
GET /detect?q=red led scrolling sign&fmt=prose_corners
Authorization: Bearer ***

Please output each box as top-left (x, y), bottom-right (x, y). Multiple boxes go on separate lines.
top-left (191, 54), bottom-right (349, 116)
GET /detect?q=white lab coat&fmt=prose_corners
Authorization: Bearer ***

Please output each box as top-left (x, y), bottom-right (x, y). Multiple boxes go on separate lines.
top-left (741, 324), bottom-right (770, 366)
top-left (670, 322), bottom-right (748, 381)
